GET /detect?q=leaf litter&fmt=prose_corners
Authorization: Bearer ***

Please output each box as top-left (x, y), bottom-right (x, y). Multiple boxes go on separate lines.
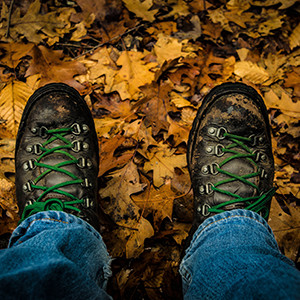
top-left (0, 0), bottom-right (299, 298)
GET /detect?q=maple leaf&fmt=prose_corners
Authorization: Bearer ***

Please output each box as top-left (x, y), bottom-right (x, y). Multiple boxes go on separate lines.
top-left (144, 143), bottom-right (186, 187)
top-left (132, 179), bottom-right (177, 230)
top-left (25, 46), bottom-right (86, 91)
top-left (0, 80), bottom-right (33, 136)
top-left (0, 43), bottom-right (34, 69)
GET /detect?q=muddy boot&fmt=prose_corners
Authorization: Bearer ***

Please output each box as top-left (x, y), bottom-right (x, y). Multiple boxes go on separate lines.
top-left (188, 82), bottom-right (276, 234)
top-left (15, 83), bottom-right (100, 230)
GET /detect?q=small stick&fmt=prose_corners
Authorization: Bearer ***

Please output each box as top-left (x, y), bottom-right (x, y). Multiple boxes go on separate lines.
top-left (6, 0), bottom-right (15, 38)
top-left (73, 23), bottom-right (145, 59)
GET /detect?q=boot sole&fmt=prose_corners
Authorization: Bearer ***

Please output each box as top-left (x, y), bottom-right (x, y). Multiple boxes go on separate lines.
top-left (187, 82), bottom-right (271, 174)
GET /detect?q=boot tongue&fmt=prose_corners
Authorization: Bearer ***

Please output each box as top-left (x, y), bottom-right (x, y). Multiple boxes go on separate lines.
top-left (213, 155), bottom-right (259, 205)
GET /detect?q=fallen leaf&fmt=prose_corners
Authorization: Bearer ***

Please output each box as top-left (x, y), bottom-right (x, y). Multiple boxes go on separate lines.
top-left (144, 143), bottom-right (187, 187)
top-left (234, 61), bottom-right (270, 84)
top-left (0, 80), bottom-right (33, 136)
top-left (153, 34), bottom-right (190, 65)
top-left (100, 161), bottom-right (153, 258)
top-left (26, 46), bottom-right (86, 91)
top-left (0, 0), bottom-right (75, 43)
top-left (123, 0), bottom-right (158, 22)
top-left (269, 198), bottom-right (300, 262)
top-left (98, 136), bottom-right (134, 176)
top-left (133, 179), bottom-right (177, 230)
top-left (0, 43), bottom-right (34, 68)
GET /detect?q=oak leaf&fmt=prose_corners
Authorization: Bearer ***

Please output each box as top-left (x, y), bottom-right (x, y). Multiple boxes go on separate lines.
top-left (153, 34), bottom-right (190, 65)
top-left (100, 161), bottom-right (154, 258)
top-left (0, 80), bottom-right (33, 136)
top-left (113, 51), bottom-right (158, 100)
top-left (144, 143), bottom-right (187, 187)
top-left (167, 116), bottom-right (190, 146)
top-left (0, 43), bottom-right (34, 69)
top-left (26, 46), bottom-right (86, 91)
top-left (269, 198), bottom-right (300, 262)
top-left (98, 136), bottom-right (134, 176)
top-left (132, 179), bottom-right (177, 230)
top-left (0, 0), bottom-right (75, 43)
top-left (122, 0), bottom-right (158, 22)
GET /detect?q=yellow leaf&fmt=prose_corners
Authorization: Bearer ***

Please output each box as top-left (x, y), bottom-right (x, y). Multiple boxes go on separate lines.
top-left (114, 51), bottom-right (157, 99)
top-left (0, 81), bottom-right (33, 136)
top-left (94, 117), bottom-right (124, 138)
top-left (289, 23), bottom-right (300, 50)
top-left (144, 144), bottom-right (187, 187)
top-left (122, 0), bottom-right (158, 22)
top-left (153, 34), bottom-right (190, 65)
top-left (170, 91), bottom-right (195, 108)
top-left (264, 89), bottom-right (300, 116)
top-left (234, 61), bottom-right (270, 84)
top-left (0, 0), bottom-right (75, 43)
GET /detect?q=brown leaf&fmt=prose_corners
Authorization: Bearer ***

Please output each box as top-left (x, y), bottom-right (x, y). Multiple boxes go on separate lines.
top-left (98, 136), bottom-right (134, 176)
top-left (26, 46), bottom-right (86, 91)
top-left (132, 179), bottom-right (177, 230)
top-left (269, 198), bottom-right (300, 263)
top-left (100, 161), bottom-right (153, 258)
top-left (284, 68), bottom-right (300, 98)
top-left (0, 43), bottom-right (34, 69)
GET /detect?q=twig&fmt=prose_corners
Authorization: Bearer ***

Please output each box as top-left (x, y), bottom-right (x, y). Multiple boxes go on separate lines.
top-left (73, 23), bottom-right (146, 60)
top-left (5, 0), bottom-right (15, 38)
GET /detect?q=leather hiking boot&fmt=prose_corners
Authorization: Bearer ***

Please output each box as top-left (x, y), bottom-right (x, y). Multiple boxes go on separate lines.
top-left (15, 83), bottom-right (100, 229)
top-left (188, 82), bottom-right (276, 229)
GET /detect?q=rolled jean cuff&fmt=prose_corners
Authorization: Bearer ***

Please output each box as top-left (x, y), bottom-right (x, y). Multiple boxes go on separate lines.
top-left (9, 210), bottom-right (103, 247)
top-left (179, 209), bottom-right (283, 290)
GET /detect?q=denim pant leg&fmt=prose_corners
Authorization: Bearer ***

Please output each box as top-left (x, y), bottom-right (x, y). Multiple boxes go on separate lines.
top-left (180, 209), bottom-right (300, 300)
top-left (0, 211), bottom-right (112, 300)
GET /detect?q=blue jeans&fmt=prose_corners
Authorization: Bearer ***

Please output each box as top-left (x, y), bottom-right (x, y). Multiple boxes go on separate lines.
top-left (0, 210), bottom-right (299, 299)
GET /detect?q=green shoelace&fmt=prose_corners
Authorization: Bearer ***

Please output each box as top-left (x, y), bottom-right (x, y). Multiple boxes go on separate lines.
top-left (19, 128), bottom-right (85, 224)
top-left (207, 132), bottom-right (276, 219)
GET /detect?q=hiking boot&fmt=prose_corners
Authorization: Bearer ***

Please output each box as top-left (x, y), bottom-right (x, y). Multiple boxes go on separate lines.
top-left (188, 82), bottom-right (275, 229)
top-left (15, 83), bottom-right (100, 229)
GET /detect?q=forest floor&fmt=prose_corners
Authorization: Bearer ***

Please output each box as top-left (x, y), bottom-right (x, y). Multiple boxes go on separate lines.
top-left (0, 0), bottom-right (299, 299)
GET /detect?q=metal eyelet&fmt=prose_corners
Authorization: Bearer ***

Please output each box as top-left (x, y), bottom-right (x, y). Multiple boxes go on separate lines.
top-left (77, 157), bottom-right (92, 168)
top-left (25, 199), bottom-right (35, 207)
top-left (72, 140), bottom-right (82, 152)
top-left (23, 180), bottom-right (34, 192)
top-left (82, 197), bottom-right (94, 208)
top-left (199, 182), bottom-right (214, 195)
top-left (23, 159), bottom-right (37, 171)
top-left (249, 134), bottom-right (265, 146)
top-left (197, 204), bottom-right (211, 217)
top-left (207, 126), bottom-right (227, 139)
top-left (39, 126), bottom-right (48, 138)
top-left (254, 150), bottom-right (266, 162)
top-left (215, 144), bottom-right (225, 157)
top-left (71, 123), bottom-right (81, 135)
top-left (201, 163), bottom-right (219, 175)
top-left (26, 143), bottom-right (43, 155)
top-left (81, 178), bottom-right (92, 188)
